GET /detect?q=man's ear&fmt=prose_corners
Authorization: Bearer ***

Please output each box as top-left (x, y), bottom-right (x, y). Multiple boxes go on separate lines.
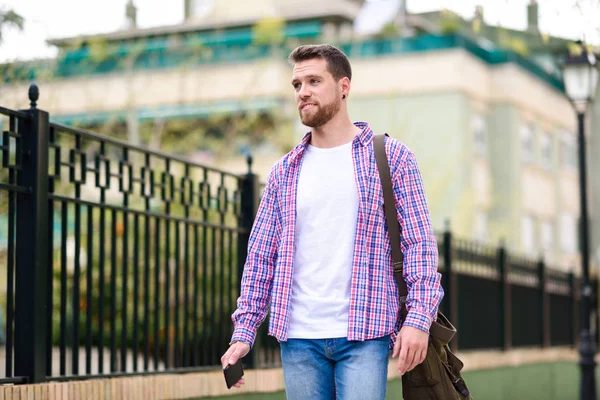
top-left (340, 77), bottom-right (351, 98)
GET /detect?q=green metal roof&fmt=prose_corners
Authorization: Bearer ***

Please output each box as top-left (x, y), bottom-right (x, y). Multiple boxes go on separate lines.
top-left (1, 32), bottom-right (564, 93)
top-left (335, 34), bottom-right (564, 92)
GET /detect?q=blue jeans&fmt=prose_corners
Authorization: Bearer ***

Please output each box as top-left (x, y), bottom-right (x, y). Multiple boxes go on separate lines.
top-left (279, 335), bottom-right (390, 400)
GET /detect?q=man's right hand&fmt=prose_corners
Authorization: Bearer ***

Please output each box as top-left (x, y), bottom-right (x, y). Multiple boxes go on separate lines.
top-left (221, 341), bottom-right (251, 388)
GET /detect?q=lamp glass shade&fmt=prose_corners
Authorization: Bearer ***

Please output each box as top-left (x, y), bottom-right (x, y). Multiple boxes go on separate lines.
top-left (563, 59), bottom-right (599, 102)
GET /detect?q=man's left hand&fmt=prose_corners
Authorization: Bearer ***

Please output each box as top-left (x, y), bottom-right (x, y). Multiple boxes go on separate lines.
top-left (392, 326), bottom-right (429, 375)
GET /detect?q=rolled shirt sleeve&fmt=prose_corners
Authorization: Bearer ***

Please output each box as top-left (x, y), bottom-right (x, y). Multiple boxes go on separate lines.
top-left (394, 151), bottom-right (444, 334)
top-left (230, 171), bottom-right (280, 347)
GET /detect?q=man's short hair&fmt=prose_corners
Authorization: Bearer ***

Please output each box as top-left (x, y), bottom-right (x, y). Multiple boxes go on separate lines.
top-left (288, 44), bottom-right (352, 81)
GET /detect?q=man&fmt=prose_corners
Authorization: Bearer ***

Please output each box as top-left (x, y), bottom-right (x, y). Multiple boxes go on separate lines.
top-left (221, 44), bottom-right (443, 399)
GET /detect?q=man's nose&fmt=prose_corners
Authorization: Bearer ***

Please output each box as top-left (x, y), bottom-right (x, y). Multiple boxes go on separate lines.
top-left (298, 84), bottom-right (311, 98)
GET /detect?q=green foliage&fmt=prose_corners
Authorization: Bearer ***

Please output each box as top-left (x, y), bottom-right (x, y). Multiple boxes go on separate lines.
top-left (497, 29), bottom-right (530, 56)
top-left (121, 41), bottom-right (146, 71)
top-left (48, 204), bottom-right (241, 364)
top-left (76, 109), bottom-right (283, 159)
top-left (87, 38), bottom-right (118, 64)
top-left (0, 8), bottom-right (24, 45)
top-left (472, 18), bottom-right (482, 34)
top-left (508, 37), bottom-right (529, 56)
top-left (375, 22), bottom-right (401, 40)
top-left (252, 17), bottom-right (285, 46)
top-left (439, 9), bottom-right (461, 34)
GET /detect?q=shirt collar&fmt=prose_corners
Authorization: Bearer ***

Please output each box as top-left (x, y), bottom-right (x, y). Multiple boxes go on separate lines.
top-left (288, 121), bottom-right (374, 164)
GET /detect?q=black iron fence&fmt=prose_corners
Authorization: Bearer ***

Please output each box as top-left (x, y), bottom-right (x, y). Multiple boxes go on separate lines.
top-left (0, 84), bottom-right (587, 385)
top-left (440, 234), bottom-right (581, 352)
top-left (254, 230), bottom-right (585, 365)
top-left (0, 85), bottom-right (260, 384)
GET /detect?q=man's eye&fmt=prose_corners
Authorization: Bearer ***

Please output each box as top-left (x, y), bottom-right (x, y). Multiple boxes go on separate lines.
top-left (293, 83), bottom-right (301, 89)
top-left (311, 79), bottom-right (319, 84)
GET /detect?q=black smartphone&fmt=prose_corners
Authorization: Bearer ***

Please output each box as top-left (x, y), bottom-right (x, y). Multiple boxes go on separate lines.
top-left (223, 359), bottom-right (244, 389)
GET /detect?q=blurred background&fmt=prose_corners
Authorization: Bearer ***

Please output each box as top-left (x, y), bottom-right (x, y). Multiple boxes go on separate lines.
top-left (2, 0), bottom-right (599, 268)
top-left (1, 1), bottom-right (600, 399)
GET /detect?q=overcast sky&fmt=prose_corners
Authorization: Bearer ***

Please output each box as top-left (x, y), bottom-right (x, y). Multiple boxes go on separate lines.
top-left (1, 0), bottom-right (599, 63)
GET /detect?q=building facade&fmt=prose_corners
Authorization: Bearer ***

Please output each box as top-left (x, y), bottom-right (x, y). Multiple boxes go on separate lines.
top-left (0, 0), bottom-right (598, 272)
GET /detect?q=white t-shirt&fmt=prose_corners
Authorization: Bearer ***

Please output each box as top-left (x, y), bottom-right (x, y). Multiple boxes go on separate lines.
top-left (287, 140), bottom-right (359, 339)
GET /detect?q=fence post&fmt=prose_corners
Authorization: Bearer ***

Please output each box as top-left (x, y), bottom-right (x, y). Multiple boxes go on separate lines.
top-left (538, 258), bottom-right (550, 347)
top-left (237, 154), bottom-right (259, 368)
top-left (14, 84), bottom-right (50, 383)
top-left (442, 220), bottom-right (458, 352)
top-left (498, 241), bottom-right (512, 351)
top-left (571, 271), bottom-right (580, 348)
top-left (569, 271), bottom-right (574, 347)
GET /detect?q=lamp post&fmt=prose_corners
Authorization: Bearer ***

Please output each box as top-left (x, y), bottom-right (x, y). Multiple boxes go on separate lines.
top-left (561, 42), bottom-right (600, 400)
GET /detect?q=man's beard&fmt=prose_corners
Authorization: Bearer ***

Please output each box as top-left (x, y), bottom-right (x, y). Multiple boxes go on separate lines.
top-left (300, 96), bottom-right (341, 128)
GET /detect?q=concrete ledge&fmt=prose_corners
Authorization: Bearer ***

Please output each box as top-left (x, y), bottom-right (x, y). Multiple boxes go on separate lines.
top-left (0, 346), bottom-right (580, 399)
top-left (457, 346), bottom-right (578, 372)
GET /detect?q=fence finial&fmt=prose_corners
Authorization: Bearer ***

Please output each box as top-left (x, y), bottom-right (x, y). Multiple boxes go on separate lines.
top-left (246, 153), bottom-right (253, 174)
top-left (28, 84), bottom-right (39, 109)
top-left (444, 218), bottom-right (451, 231)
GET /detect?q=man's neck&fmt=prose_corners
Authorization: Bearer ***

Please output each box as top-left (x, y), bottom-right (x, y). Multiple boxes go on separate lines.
top-left (309, 116), bottom-right (362, 149)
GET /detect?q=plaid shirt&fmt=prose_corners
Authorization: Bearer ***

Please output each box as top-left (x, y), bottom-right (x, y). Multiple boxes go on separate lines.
top-left (231, 122), bottom-right (443, 348)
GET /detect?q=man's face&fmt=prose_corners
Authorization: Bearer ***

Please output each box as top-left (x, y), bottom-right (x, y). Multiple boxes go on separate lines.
top-left (291, 58), bottom-right (342, 128)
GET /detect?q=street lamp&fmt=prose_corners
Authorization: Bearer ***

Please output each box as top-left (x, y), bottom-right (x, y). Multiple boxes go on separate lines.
top-left (561, 41), bottom-right (600, 400)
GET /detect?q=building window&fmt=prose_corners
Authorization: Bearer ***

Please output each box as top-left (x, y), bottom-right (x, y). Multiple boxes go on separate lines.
top-left (472, 114), bottom-right (487, 156)
top-left (560, 213), bottom-right (577, 254)
top-left (540, 132), bottom-right (553, 170)
top-left (473, 210), bottom-right (488, 241)
top-left (561, 133), bottom-right (577, 169)
top-left (520, 123), bottom-right (535, 163)
top-left (540, 220), bottom-right (554, 261)
top-left (521, 215), bottom-right (535, 254)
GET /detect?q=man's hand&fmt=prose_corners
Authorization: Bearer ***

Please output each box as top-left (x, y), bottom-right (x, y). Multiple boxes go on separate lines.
top-left (392, 326), bottom-right (429, 375)
top-left (221, 341), bottom-right (251, 388)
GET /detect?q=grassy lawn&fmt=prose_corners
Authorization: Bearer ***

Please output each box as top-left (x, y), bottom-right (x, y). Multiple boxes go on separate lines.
top-left (193, 362), bottom-right (595, 400)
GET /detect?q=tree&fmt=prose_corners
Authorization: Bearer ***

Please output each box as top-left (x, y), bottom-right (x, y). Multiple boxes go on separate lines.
top-left (439, 9), bottom-right (461, 34)
top-left (0, 8), bottom-right (24, 45)
top-left (375, 22), bottom-right (401, 40)
top-left (251, 16), bottom-right (285, 46)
